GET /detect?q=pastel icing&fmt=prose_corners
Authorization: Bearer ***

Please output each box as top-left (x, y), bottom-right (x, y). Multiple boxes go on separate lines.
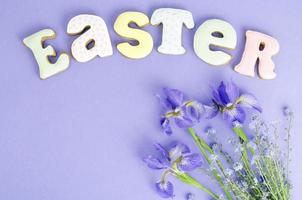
top-left (151, 8), bottom-right (194, 55)
top-left (114, 11), bottom-right (153, 59)
top-left (67, 14), bottom-right (113, 63)
top-left (194, 19), bottom-right (237, 66)
top-left (234, 30), bottom-right (280, 79)
top-left (23, 29), bottom-right (70, 79)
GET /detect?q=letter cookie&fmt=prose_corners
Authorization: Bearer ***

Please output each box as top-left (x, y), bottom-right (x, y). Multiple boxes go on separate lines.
top-left (234, 30), bottom-right (280, 79)
top-left (194, 19), bottom-right (237, 66)
top-left (67, 14), bottom-right (113, 62)
top-left (151, 8), bottom-right (194, 55)
top-left (23, 29), bottom-right (70, 79)
top-left (114, 11), bottom-right (153, 59)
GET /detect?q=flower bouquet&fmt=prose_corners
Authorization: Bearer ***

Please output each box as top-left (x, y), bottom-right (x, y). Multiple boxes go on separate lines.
top-left (143, 81), bottom-right (293, 200)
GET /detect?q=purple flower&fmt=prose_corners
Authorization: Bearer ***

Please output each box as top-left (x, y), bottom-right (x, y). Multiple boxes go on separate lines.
top-left (155, 180), bottom-right (174, 198)
top-left (158, 88), bottom-right (204, 135)
top-left (206, 81), bottom-right (262, 124)
top-left (143, 143), bottom-right (203, 198)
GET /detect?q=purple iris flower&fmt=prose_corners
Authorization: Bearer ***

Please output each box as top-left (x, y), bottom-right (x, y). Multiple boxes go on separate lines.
top-left (159, 88), bottom-right (204, 135)
top-left (143, 143), bottom-right (203, 198)
top-left (205, 81), bottom-right (262, 124)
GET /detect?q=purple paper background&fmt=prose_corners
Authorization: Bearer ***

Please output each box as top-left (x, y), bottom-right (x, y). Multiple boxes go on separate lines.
top-left (0, 0), bottom-right (301, 199)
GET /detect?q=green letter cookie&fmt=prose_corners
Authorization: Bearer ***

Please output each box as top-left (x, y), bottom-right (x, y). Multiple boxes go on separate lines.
top-left (23, 29), bottom-right (70, 79)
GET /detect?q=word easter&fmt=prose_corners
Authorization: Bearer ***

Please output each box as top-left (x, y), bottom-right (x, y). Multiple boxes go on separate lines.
top-left (23, 8), bottom-right (280, 80)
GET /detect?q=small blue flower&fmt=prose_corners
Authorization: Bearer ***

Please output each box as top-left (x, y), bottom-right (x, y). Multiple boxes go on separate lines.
top-left (283, 106), bottom-right (293, 117)
top-left (158, 88), bottom-right (204, 135)
top-left (143, 143), bottom-right (203, 198)
top-left (206, 81), bottom-right (262, 124)
top-left (186, 192), bottom-right (195, 200)
top-left (233, 161), bottom-right (243, 171)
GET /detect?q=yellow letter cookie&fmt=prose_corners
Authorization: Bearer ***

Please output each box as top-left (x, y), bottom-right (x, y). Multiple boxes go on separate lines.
top-left (114, 11), bottom-right (153, 59)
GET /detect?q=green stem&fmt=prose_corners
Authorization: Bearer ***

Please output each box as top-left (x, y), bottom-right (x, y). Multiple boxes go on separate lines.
top-left (232, 127), bottom-right (263, 197)
top-left (232, 126), bottom-right (248, 143)
top-left (176, 171), bottom-right (220, 200)
top-left (187, 128), bottom-right (234, 200)
top-left (232, 126), bottom-right (255, 155)
top-left (187, 127), bottom-right (212, 161)
top-left (232, 127), bottom-right (252, 165)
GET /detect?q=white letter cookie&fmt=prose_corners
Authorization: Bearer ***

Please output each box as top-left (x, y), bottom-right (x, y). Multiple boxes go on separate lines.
top-left (23, 29), bottom-right (70, 79)
top-left (151, 8), bottom-right (194, 55)
top-left (67, 14), bottom-right (113, 63)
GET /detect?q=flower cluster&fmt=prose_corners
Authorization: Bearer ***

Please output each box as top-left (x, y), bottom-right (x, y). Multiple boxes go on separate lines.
top-left (144, 81), bottom-right (292, 200)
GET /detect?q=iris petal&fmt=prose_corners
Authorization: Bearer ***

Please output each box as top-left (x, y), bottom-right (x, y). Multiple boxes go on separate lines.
top-left (218, 81), bottom-right (231, 105)
top-left (173, 105), bottom-right (199, 128)
top-left (169, 143), bottom-right (191, 162)
top-left (204, 104), bottom-right (219, 119)
top-left (212, 89), bottom-right (222, 105)
top-left (155, 181), bottom-right (174, 198)
top-left (160, 117), bottom-right (173, 135)
top-left (237, 94), bottom-right (262, 112)
top-left (178, 153), bottom-right (203, 171)
top-left (222, 106), bottom-right (246, 123)
top-left (226, 81), bottom-right (240, 102)
top-left (174, 115), bottom-right (194, 128)
top-left (235, 106), bottom-right (246, 123)
top-left (187, 101), bottom-right (204, 121)
top-left (156, 94), bottom-right (173, 110)
top-left (143, 155), bottom-right (166, 170)
top-left (163, 88), bottom-right (184, 109)
top-left (154, 143), bottom-right (170, 162)
top-left (218, 81), bottom-right (240, 105)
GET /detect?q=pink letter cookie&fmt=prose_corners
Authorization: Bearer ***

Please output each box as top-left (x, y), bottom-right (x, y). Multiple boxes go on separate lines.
top-left (234, 30), bottom-right (280, 79)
